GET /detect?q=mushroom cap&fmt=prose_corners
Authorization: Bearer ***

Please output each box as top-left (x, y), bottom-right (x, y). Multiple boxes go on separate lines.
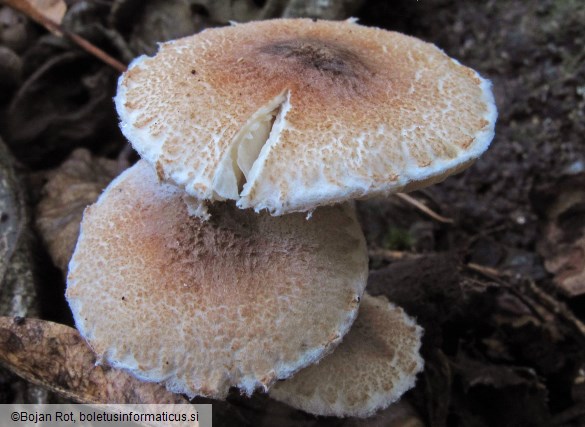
top-left (269, 293), bottom-right (424, 418)
top-left (66, 160), bottom-right (368, 399)
top-left (116, 18), bottom-right (497, 216)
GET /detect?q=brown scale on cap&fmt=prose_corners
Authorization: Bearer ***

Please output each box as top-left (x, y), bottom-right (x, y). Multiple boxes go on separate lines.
top-left (66, 161), bottom-right (368, 399)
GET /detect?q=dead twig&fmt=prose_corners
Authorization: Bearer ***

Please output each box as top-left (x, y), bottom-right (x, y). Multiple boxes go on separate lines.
top-left (368, 248), bottom-right (423, 262)
top-left (466, 262), bottom-right (502, 280)
top-left (466, 263), bottom-right (548, 324)
top-left (466, 263), bottom-right (585, 347)
top-left (396, 192), bottom-right (454, 224)
top-left (1, 0), bottom-right (127, 73)
top-left (524, 280), bottom-right (585, 345)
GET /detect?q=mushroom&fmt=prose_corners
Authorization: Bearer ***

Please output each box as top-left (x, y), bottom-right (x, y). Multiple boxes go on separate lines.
top-left (67, 17), bottom-right (498, 415)
top-left (66, 160), bottom-right (368, 399)
top-left (269, 293), bottom-right (424, 418)
top-left (115, 18), bottom-right (496, 217)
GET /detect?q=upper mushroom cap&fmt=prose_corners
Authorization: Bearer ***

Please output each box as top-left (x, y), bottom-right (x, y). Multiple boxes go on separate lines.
top-left (116, 18), bottom-right (497, 216)
top-left (66, 160), bottom-right (368, 399)
top-left (269, 293), bottom-right (424, 418)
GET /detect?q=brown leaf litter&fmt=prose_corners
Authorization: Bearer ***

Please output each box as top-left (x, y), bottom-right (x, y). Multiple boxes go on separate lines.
top-left (0, 316), bottom-right (187, 404)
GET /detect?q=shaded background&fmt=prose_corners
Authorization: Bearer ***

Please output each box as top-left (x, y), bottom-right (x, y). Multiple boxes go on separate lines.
top-left (1, 0), bottom-right (584, 426)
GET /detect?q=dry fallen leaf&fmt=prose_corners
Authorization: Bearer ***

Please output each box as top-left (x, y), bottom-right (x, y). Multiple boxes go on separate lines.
top-left (0, 316), bottom-right (187, 404)
top-left (188, 0), bottom-right (364, 23)
top-left (542, 235), bottom-right (585, 297)
top-left (7, 55), bottom-right (121, 167)
top-left (110, 0), bottom-right (199, 56)
top-left (533, 173), bottom-right (585, 296)
top-left (28, 0), bottom-right (64, 23)
top-left (2, 0), bottom-right (66, 26)
top-left (0, 46), bottom-right (22, 102)
top-left (36, 148), bottom-right (123, 273)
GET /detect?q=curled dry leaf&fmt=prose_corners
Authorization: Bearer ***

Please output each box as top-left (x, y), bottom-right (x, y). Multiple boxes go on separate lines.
top-left (0, 46), bottom-right (22, 101)
top-left (27, 0), bottom-right (65, 24)
top-left (36, 148), bottom-right (123, 273)
top-left (110, 0), bottom-right (199, 56)
top-left (188, 0), bottom-right (272, 23)
top-left (189, 0), bottom-right (362, 23)
top-left (451, 353), bottom-right (552, 427)
top-left (0, 316), bottom-right (187, 404)
top-left (533, 173), bottom-right (585, 296)
top-left (2, 0), bottom-right (66, 27)
top-left (281, 0), bottom-right (366, 20)
top-left (7, 53), bottom-right (120, 167)
top-left (0, 6), bottom-right (36, 53)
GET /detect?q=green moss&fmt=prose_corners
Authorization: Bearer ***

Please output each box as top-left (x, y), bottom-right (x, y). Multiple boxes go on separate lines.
top-left (382, 227), bottom-right (413, 251)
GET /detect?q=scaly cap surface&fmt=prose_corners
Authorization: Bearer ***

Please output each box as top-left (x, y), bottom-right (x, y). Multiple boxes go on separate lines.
top-left (66, 161), bottom-right (368, 399)
top-left (270, 293), bottom-right (424, 418)
top-left (116, 18), bottom-right (497, 215)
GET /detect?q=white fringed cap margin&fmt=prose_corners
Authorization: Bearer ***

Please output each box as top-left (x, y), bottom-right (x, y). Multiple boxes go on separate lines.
top-left (269, 293), bottom-right (424, 418)
top-left (66, 161), bottom-right (368, 399)
top-left (115, 18), bottom-right (497, 217)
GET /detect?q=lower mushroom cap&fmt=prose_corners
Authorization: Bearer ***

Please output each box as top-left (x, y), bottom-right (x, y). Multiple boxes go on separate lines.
top-left (269, 293), bottom-right (424, 418)
top-left (66, 160), bottom-right (368, 399)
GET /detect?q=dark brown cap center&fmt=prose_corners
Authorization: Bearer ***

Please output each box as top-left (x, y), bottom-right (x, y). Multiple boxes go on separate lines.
top-left (259, 39), bottom-right (366, 78)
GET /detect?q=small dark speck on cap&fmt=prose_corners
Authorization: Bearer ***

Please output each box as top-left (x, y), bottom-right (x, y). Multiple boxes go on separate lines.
top-left (191, 70), bottom-right (197, 75)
